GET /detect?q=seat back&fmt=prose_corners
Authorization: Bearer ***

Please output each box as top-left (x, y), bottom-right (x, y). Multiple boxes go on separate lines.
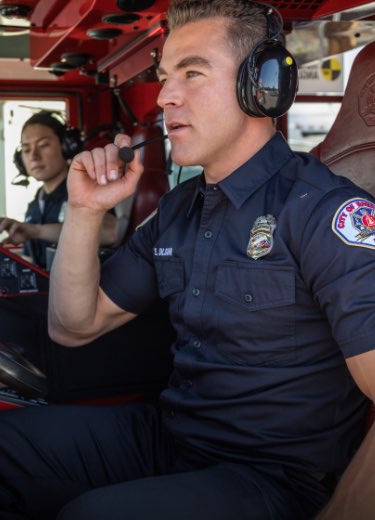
top-left (311, 41), bottom-right (375, 196)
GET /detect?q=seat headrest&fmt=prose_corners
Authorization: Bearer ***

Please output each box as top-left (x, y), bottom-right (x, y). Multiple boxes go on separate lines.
top-left (311, 41), bottom-right (375, 196)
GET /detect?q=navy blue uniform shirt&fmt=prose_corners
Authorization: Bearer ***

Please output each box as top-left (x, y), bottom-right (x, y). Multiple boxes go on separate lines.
top-left (24, 179), bottom-right (67, 268)
top-left (101, 132), bottom-right (375, 476)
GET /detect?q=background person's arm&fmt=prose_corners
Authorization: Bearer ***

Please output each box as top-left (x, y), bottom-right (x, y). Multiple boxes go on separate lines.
top-left (0, 213), bottom-right (118, 248)
top-left (0, 218), bottom-right (62, 245)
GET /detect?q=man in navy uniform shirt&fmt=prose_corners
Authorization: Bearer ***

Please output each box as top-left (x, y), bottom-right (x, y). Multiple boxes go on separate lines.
top-left (1, 1), bottom-right (375, 519)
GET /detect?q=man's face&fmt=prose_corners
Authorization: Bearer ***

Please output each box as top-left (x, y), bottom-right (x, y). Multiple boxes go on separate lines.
top-left (21, 124), bottom-right (68, 183)
top-left (157, 17), bottom-right (250, 181)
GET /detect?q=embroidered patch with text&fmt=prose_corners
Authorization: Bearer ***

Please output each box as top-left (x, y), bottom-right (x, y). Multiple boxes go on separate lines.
top-left (332, 198), bottom-right (375, 249)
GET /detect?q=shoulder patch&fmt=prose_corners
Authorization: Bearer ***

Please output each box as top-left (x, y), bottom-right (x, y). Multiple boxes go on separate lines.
top-left (332, 198), bottom-right (375, 249)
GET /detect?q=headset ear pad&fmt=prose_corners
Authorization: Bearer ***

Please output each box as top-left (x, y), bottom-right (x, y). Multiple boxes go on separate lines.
top-left (61, 127), bottom-right (83, 160)
top-left (13, 147), bottom-right (27, 177)
top-left (237, 43), bottom-right (298, 118)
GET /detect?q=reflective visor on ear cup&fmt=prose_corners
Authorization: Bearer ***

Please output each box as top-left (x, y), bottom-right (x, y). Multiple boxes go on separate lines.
top-left (237, 43), bottom-right (298, 118)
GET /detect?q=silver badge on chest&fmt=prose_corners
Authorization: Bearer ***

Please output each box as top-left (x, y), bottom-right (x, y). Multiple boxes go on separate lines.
top-left (247, 214), bottom-right (277, 260)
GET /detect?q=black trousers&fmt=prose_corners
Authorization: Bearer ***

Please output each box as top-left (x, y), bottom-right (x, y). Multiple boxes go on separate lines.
top-left (0, 403), bottom-right (330, 520)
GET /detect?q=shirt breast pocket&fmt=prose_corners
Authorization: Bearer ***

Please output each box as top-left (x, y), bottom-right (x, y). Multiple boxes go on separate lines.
top-left (214, 262), bottom-right (296, 366)
top-left (154, 258), bottom-right (185, 299)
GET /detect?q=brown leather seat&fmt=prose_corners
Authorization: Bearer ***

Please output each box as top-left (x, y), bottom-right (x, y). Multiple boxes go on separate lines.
top-left (311, 41), bottom-right (375, 197)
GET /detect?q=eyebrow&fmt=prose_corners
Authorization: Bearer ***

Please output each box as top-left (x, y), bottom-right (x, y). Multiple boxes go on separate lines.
top-left (21, 136), bottom-right (53, 147)
top-left (157, 55), bottom-right (212, 78)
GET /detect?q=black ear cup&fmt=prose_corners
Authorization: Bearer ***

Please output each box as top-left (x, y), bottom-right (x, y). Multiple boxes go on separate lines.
top-left (237, 42), bottom-right (298, 118)
top-left (236, 5), bottom-right (298, 118)
top-left (61, 126), bottom-right (83, 160)
top-left (12, 147), bottom-right (29, 186)
top-left (13, 147), bottom-right (27, 176)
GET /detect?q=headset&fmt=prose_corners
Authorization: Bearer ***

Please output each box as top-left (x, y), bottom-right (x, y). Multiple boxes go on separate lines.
top-left (236, 2), bottom-right (298, 118)
top-left (12, 111), bottom-right (83, 185)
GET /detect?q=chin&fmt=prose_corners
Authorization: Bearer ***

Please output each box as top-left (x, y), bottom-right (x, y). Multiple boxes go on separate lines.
top-left (171, 150), bottom-right (199, 168)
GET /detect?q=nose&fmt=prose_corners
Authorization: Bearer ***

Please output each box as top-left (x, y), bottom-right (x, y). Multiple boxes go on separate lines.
top-left (22, 145), bottom-right (41, 168)
top-left (157, 79), bottom-right (183, 109)
top-left (30, 144), bottom-right (41, 160)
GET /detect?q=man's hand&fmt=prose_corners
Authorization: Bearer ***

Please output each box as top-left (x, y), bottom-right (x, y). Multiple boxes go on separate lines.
top-left (67, 134), bottom-right (144, 213)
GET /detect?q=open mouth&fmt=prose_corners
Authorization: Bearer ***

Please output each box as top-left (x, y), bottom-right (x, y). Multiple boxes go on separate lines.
top-left (167, 122), bottom-right (189, 133)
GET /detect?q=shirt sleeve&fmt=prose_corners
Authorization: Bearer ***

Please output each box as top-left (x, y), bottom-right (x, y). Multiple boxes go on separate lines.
top-left (299, 187), bottom-right (375, 358)
top-left (100, 212), bottom-right (160, 314)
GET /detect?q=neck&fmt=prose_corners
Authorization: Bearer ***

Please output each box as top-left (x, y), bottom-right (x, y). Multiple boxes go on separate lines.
top-left (43, 167), bottom-right (68, 194)
top-left (204, 120), bottom-right (276, 184)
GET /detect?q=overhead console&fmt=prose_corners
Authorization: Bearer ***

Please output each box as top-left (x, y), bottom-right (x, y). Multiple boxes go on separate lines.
top-left (27, 0), bottom-right (169, 86)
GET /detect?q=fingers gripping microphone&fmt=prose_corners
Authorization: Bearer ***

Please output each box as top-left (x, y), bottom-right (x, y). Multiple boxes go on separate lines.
top-left (119, 134), bottom-right (168, 163)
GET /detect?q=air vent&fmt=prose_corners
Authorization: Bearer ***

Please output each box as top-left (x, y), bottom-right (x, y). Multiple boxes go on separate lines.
top-left (0, 4), bottom-right (31, 18)
top-left (87, 28), bottom-right (122, 39)
top-left (49, 62), bottom-right (75, 76)
top-left (61, 53), bottom-right (91, 68)
top-left (102, 13), bottom-right (141, 24)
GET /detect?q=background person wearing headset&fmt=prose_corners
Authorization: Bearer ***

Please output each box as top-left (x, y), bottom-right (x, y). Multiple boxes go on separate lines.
top-left (0, 111), bottom-right (118, 269)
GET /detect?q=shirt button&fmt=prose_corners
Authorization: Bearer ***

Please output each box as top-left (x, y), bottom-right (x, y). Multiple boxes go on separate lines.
top-left (193, 340), bottom-right (201, 348)
top-left (244, 293), bottom-right (253, 303)
top-left (213, 185), bottom-right (218, 191)
top-left (168, 410), bottom-right (175, 418)
top-left (192, 288), bottom-right (200, 296)
top-left (204, 230), bottom-right (213, 239)
top-left (186, 380), bottom-right (193, 388)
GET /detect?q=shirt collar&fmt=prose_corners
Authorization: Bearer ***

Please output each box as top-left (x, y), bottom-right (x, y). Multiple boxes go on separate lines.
top-left (187, 132), bottom-right (294, 215)
top-left (219, 132), bottom-right (294, 209)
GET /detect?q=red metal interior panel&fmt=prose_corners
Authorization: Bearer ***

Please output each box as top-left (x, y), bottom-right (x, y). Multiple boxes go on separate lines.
top-left (2, 0), bottom-right (375, 88)
top-left (313, 0), bottom-right (375, 17)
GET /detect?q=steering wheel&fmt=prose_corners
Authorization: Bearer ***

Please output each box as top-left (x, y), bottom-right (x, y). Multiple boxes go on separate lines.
top-left (0, 340), bottom-right (48, 397)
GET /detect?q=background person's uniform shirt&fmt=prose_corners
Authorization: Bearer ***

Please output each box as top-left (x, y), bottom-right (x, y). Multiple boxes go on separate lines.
top-left (24, 179), bottom-right (67, 269)
top-left (100, 132), bottom-right (373, 478)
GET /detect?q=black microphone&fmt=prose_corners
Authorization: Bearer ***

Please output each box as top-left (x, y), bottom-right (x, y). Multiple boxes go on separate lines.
top-left (118, 134), bottom-right (168, 163)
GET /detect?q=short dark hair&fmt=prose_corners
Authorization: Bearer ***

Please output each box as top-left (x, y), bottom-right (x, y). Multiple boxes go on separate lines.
top-left (167, 0), bottom-right (268, 65)
top-left (21, 111), bottom-right (66, 144)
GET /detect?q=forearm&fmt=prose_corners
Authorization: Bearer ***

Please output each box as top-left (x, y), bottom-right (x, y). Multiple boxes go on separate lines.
top-left (48, 203), bottom-right (104, 346)
top-left (316, 420), bottom-right (375, 519)
top-left (48, 133), bottom-right (144, 345)
top-left (0, 219), bottom-right (62, 246)
top-left (28, 222), bottom-right (62, 243)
